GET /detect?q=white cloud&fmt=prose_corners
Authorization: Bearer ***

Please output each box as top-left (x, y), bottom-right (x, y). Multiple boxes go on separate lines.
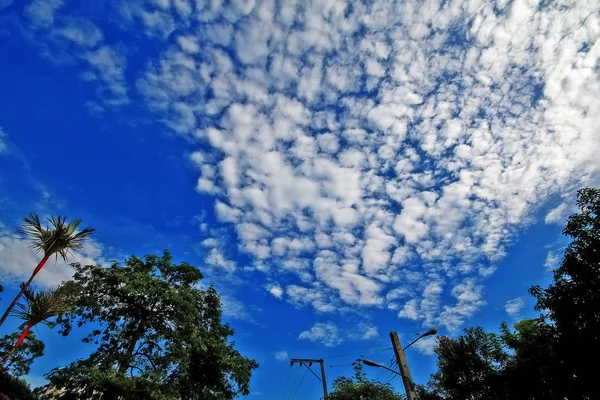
top-left (544, 251), bottom-right (561, 271)
top-left (412, 335), bottom-right (437, 356)
top-left (266, 284), bottom-right (283, 298)
top-left (22, 0), bottom-right (600, 331)
top-left (298, 322), bottom-right (343, 347)
top-left (220, 293), bottom-right (254, 322)
top-left (274, 350), bottom-right (288, 361)
top-left (200, 236), bottom-right (237, 273)
top-left (505, 297), bottom-right (525, 317)
top-left (348, 322), bottom-right (379, 341)
top-left (25, 0), bottom-right (64, 27)
top-left (545, 203), bottom-right (569, 225)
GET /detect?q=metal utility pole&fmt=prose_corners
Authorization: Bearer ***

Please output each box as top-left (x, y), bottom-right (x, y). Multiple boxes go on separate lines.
top-left (390, 332), bottom-right (419, 400)
top-left (290, 358), bottom-right (328, 399)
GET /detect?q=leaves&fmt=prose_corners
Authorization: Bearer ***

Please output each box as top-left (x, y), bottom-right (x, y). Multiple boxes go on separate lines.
top-left (328, 362), bottom-right (402, 400)
top-left (425, 187), bottom-right (600, 400)
top-left (18, 212), bottom-right (94, 260)
top-left (47, 250), bottom-right (257, 399)
top-left (13, 286), bottom-right (69, 329)
top-left (0, 332), bottom-right (44, 376)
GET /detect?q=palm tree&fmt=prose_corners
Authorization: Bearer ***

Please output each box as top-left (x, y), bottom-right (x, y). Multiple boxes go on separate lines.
top-left (1, 286), bottom-right (68, 367)
top-left (0, 213), bottom-right (93, 327)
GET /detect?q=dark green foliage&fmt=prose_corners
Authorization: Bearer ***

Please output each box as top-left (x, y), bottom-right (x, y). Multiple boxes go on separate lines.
top-left (499, 319), bottom-right (562, 399)
top-left (0, 369), bottom-right (39, 400)
top-left (0, 332), bottom-right (44, 376)
top-left (530, 187), bottom-right (600, 399)
top-left (46, 251), bottom-right (258, 399)
top-left (424, 188), bottom-right (600, 400)
top-left (328, 362), bottom-right (403, 400)
top-left (427, 328), bottom-right (508, 400)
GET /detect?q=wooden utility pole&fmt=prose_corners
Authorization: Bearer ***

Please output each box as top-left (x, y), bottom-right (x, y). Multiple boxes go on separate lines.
top-left (290, 358), bottom-right (328, 399)
top-left (390, 332), bottom-right (419, 400)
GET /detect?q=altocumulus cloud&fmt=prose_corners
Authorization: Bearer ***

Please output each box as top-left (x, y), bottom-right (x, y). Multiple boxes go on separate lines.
top-left (17, 0), bottom-right (600, 331)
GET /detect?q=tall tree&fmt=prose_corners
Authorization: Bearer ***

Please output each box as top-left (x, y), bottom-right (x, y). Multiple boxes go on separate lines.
top-left (1, 286), bottom-right (67, 368)
top-left (46, 251), bottom-right (258, 399)
top-left (427, 328), bottom-right (508, 400)
top-left (499, 319), bottom-right (561, 399)
top-left (0, 369), bottom-right (39, 400)
top-left (0, 213), bottom-right (94, 327)
top-left (530, 187), bottom-right (600, 399)
top-left (0, 332), bottom-right (44, 376)
top-left (328, 362), bottom-right (403, 400)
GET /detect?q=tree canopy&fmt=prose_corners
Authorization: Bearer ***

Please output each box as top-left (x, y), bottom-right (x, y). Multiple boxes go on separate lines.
top-left (421, 187), bottom-right (600, 400)
top-left (328, 362), bottom-right (403, 400)
top-left (46, 251), bottom-right (258, 399)
top-left (0, 332), bottom-right (44, 376)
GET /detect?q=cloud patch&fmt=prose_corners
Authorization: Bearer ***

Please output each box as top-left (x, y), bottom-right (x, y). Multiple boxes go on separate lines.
top-left (298, 322), bottom-right (343, 348)
top-left (19, 0), bottom-right (600, 331)
top-left (505, 297), bottom-right (525, 317)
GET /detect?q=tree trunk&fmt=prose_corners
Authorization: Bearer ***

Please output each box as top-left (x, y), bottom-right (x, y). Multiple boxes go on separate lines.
top-left (0, 253), bottom-right (51, 327)
top-left (1, 323), bottom-right (33, 368)
top-left (118, 323), bottom-right (144, 374)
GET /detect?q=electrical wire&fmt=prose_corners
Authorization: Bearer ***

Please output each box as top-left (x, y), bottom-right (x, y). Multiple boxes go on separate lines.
top-left (286, 364), bottom-right (301, 400)
top-left (280, 366), bottom-right (292, 400)
top-left (329, 347), bottom-right (394, 368)
top-left (290, 367), bottom-right (309, 400)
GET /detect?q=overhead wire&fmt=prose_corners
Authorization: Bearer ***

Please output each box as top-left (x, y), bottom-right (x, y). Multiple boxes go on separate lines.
top-left (280, 365), bottom-right (292, 400)
top-left (329, 347), bottom-right (393, 368)
top-left (286, 364), bottom-right (301, 400)
top-left (290, 366), bottom-right (309, 400)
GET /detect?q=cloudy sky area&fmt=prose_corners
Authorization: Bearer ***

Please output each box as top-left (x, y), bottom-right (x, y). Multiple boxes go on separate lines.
top-left (0, 0), bottom-right (599, 397)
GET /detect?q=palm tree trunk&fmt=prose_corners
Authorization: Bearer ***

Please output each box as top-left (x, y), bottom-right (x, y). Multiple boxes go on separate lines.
top-left (1, 323), bottom-right (33, 368)
top-left (0, 253), bottom-right (50, 327)
top-left (0, 346), bottom-right (16, 369)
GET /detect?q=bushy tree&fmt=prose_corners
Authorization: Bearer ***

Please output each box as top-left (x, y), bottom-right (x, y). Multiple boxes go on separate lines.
top-left (530, 187), bottom-right (600, 399)
top-left (328, 362), bottom-right (402, 400)
top-left (0, 369), bottom-right (39, 400)
top-left (425, 188), bottom-right (600, 400)
top-left (427, 328), bottom-right (507, 400)
top-left (45, 251), bottom-right (257, 399)
top-left (0, 332), bottom-right (44, 376)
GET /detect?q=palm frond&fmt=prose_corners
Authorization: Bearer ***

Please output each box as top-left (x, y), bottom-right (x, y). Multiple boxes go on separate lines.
top-left (17, 212), bottom-right (95, 261)
top-left (12, 286), bottom-right (68, 327)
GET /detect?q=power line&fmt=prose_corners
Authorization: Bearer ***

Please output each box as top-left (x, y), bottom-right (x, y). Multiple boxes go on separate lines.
top-left (330, 347), bottom-right (394, 368)
top-left (280, 366), bottom-right (292, 400)
top-left (286, 364), bottom-right (301, 400)
top-left (290, 367), bottom-right (309, 400)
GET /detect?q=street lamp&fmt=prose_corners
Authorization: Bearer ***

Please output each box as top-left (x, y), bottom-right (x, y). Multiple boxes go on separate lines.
top-left (362, 359), bottom-right (412, 381)
top-left (403, 327), bottom-right (438, 350)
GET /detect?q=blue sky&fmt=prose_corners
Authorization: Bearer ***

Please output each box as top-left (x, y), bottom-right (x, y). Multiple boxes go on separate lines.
top-left (0, 0), bottom-right (599, 398)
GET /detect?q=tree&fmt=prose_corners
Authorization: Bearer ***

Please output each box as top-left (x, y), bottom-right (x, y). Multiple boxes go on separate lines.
top-left (1, 286), bottom-right (67, 368)
top-left (46, 251), bottom-right (258, 399)
top-left (0, 332), bottom-right (44, 376)
top-left (499, 319), bottom-right (561, 399)
top-left (328, 362), bottom-right (402, 400)
top-left (530, 187), bottom-right (600, 399)
top-left (0, 213), bottom-right (94, 328)
top-left (427, 328), bottom-right (508, 400)
top-left (0, 369), bottom-right (39, 400)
